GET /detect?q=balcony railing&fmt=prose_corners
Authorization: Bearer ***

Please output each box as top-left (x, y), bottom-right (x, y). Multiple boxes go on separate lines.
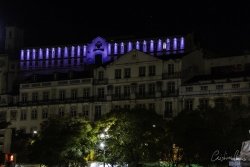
top-left (180, 88), bottom-right (250, 96)
top-left (93, 79), bottom-right (108, 85)
top-left (162, 72), bottom-right (181, 79)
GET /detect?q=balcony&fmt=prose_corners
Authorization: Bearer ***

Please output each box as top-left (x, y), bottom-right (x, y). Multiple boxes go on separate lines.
top-left (136, 92), bottom-right (156, 99)
top-left (93, 79), bottom-right (108, 85)
top-left (111, 94), bottom-right (130, 101)
top-left (162, 72), bottom-right (181, 79)
top-left (180, 88), bottom-right (250, 96)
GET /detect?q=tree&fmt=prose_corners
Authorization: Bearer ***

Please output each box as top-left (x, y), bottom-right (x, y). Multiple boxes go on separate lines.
top-left (95, 108), bottom-right (169, 167)
top-left (170, 105), bottom-right (250, 165)
top-left (30, 117), bottom-right (96, 167)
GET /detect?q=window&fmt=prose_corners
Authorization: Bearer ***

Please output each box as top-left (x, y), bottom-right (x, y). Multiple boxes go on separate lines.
top-left (115, 69), bottom-right (121, 79)
top-left (124, 104), bottom-right (130, 110)
top-left (43, 92), bottom-right (49, 101)
top-left (10, 110), bottom-right (17, 121)
top-left (94, 106), bottom-right (102, 120)
top-left (165, 102), bottom-right (173, 118)
top-left (168, 64), bottom-right (174, 74)
top-left (32, 92), bottom-right (38, 102)
top-left (167, 82), bottom-right (175, 93)
top-left (139, 84), bottom-right (145, 96)
top-left (185, 99), bottom-right (193, 111)
top-left (138, 104), bottom-right (146, 109)
top-left (139, 66), bottom-right (146, 77)
top-left (42, 108), bottom-right (48, 119)
top-left (70, 106), bottom-right (77, 117)
top-left (74, 59), bottom-right (78, 65)
top-left (124, 68), bottom-right (131, 78)
top-left (31, 109), bottom-right (37, 120)
top-left (98, 88), bottom-right (105, 98)
top-left (21, 93), bottom-right (28, 103)
top-left (71, 89), bottom-right (78, 100)
top-left (20, 110), bottom-right (27, 121)
top-left (148, 83), bottom-right (155, 95)
top-left (124, 85), bottom-right (130, 97)
top-left (0, 111), bottom-right (6, 121)
top-left (149, 65), bottom-right (156, 76)
top-left (216, 85), bottom-right (224, 90)
top-left (114, 86), bottom-right (121, 97)
top-left (199, 99), bottom-right (209, 109)
top-left (98, 71), bottom-right (104, 81)
top-left (59, 90), bottom-right (65, 100)
top-left (232, 83), bottom-right (240, 89)
top-left (58, 107), bottom-right (64, 117)
top-left (83, 88), bottom-right (90, 98)
top-left (82, 106), bottom-right (89, 117)
top-left (200, 86), bottom-right (208, 91)
top-left (149, 103), bottom-right (155, 111)
top-left (186, 87), bottom-right (193, 92)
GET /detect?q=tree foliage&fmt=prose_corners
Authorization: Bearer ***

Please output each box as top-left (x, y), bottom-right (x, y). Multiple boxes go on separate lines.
top-left (170, 106), bottom-right (250, 165)
top-left (30, 117), bottom-right (96, 167)
top-left (95, 108), bottom-right (169, 166)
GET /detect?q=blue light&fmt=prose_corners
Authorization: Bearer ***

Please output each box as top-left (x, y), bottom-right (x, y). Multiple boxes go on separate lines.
top-left (128, 42), bottom-right (132, 51)
top-left (32, 49), bottom-right (36, 60)
top-left (71, 46), bottom-right (75, 57)
top-left (114, 43), bottom-right (118, 54)
top-left (120, 42), bottom-right (124, 54)
top-left (180, 37), bottom-right (185, 50)
top-left (39, 48), bottom-right (43, 59)
top-left (150, 40), bottom-right (154, 52)
top-left (21, 50), bottom-right (24, 60)
top-left (46, 48), bottom-right (49, 59)
top-left (136, 41), bottom-right (140, 50)
top-left (77, 46), bottom-right (80, 57)
top-left (83, 45), bottom-right (87, 56)
top-left (52, 48), bottom-right (55, 59)
top-left (157, 39), bottom-right (162, 52)
top-left (64, 47), bottom-right (68, 58)
top-left (143, 40), bottom-right (147, 52)
top-left (173, 38), bottom-right (177, 50)
top-left (166, 38), bottom-right (170, 51)
top-left (26, 49), bottom-right (30, 60)
top-left (57, 47), bottom-right (61, 58)
top-left (108, 43), bottom-right (111, 55)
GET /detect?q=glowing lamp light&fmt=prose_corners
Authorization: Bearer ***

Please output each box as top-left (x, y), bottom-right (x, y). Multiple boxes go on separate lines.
top-left (143, 40), bottom-right (147, 52)
top-left (100, 133), bottom-right (105, 139)
top-left (100, 142), bottom-right (105, 149)
top-left (33, 130), bottom-right (38, 134)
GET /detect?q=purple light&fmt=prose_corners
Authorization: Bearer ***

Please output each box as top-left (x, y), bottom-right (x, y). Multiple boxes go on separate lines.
top-left (166, 38), bottom-right (170, 51)
top-left (32, 49), bottom-right (36, 60)
top-left (46, 48), bottom-right (49, 59)
top-left (173, 38), bottom-right (177, 50)
top-left (108, 43), bottom-right (111, 55)
top-left (71, 46), bottom-right (75, 57)
top-left (114, 43), bottom-right (118, 54)
top-left (120, 42), bottom-right (124, 54)
top-left (52, 48), bottom-right (55, 59)
top-left (150, 40), bottom-right (154, 52)
top-left (83, 45), bottom-right (87, 56)
top-left (21, 50), bottom-right (24, 60)
top-left (77, 46), bottom-right (80, 57)
top-left (57, 47), bottom-right (61, 58)
top-left (163, 42), bottom-right (166, 50)
top-left (128, 42), bottom-right (132, 51)
top-left (143, 40), bottom-right (147, 52)
top-left (180, 37), bottom-right (185, 50)
top-left (39, 48), bottom-right (43, 59)
top-left (64, 47), bottom-right (68, 58)
top-left (26, 49), bottom-right (30, 60)
top-left (136, 41), bottom-right (140, 50)
top-left (157, 39), bottom-right (162, 52)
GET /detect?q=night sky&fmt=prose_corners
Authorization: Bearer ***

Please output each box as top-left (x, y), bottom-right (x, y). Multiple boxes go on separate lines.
top-left (1, 1), bottom-right (250, 54)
